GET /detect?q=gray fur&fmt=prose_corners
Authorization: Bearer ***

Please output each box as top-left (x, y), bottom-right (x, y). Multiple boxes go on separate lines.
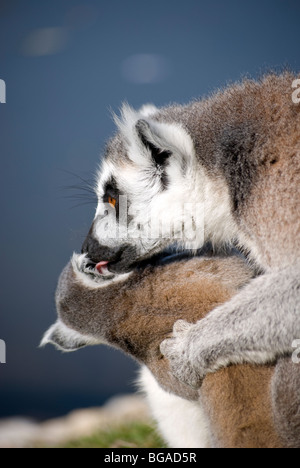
top-left (80, 73), bottom-right (300, 388)
top-left (161, 264), bottom-right (300, 387)
top-left (271, 358), bottom-right (300, 448)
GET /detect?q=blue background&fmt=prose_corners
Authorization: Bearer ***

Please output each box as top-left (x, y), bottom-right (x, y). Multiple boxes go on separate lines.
top-left (0, 0), bottom-right (299, 419)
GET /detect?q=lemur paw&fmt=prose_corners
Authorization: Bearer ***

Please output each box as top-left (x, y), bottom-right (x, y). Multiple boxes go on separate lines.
top-left (161, 317), bottom-right (236, 387)
top-left (160, 320), bottom-right (204, 389)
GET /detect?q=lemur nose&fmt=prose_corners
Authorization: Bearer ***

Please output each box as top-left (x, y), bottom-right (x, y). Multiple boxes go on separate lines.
top-left (81, 226), bottom-right (120, 264)
top-left (81, 234), bottom-right (104, 263)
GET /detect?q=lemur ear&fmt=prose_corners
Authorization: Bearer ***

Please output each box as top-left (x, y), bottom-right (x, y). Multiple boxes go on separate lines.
top-left (135, 119), bottom-right (172, 167)
top-left (40, 320), bottom-right (91, 352)
top-left (115, 103), bottom-right (195, 167)
top-left (138, 104), bottom-right (159, 118)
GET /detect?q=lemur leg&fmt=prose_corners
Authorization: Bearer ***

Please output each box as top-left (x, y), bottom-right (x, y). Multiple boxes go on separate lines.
top-left (161, 264), bottom-right (300, 388)
top-left (271, 358), bottom-right (300, 448)
top-left (138, 366), bottom-right (211, 449)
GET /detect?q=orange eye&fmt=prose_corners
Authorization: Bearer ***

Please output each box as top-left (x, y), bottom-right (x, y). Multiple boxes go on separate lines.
top-left (108, 196), bottom-right (116, 208)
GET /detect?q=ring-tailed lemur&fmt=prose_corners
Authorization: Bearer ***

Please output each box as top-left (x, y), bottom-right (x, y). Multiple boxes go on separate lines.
top-left (79, 73), bottom-right (300, 388)
top-left (41, 252), bottom-right (300, 448)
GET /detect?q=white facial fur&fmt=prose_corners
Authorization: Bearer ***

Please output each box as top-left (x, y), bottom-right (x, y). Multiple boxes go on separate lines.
top-left (92, 104), bottom-right (237, 266)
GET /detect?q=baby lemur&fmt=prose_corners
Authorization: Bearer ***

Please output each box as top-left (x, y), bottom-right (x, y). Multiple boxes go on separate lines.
top-left (42, 253), bottom-right (300, 448)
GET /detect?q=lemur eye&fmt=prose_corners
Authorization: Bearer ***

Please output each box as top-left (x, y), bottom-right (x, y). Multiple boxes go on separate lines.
top-left (103, 178), bottom-right (119, 209)
top-left (108, 196), bottom-right (116, 208)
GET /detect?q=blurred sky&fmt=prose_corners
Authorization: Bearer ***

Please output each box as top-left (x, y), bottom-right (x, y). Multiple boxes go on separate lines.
top-left (0, 0), bottom-right (299, 419)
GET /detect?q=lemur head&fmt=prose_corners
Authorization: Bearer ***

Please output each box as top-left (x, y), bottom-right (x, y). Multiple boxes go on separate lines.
top-left (81, 103), bottom-right (208, 274)
top-left (40, 254), bottom-right (132, 353)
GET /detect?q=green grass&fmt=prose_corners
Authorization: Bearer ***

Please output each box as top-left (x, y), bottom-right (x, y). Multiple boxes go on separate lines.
top-left (63, 421), bottom-right (166, 449)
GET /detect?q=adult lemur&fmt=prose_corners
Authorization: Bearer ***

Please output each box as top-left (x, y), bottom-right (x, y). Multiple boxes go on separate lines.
top-left (80, 72), bottom-right (299, 387)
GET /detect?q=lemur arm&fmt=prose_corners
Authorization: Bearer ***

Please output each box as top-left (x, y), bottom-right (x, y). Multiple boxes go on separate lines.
top-left (160, 264), bottom-right (300, 388)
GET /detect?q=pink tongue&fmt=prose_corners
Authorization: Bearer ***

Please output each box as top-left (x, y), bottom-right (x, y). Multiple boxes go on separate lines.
top-left (96, 261), bottom-right (109, 274)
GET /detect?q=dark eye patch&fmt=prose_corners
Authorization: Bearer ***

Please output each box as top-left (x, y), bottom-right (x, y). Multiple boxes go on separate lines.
top-left (103, 176), bottom-right (120, 217)
top-left (103, 176), bottom-right (118, 198)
